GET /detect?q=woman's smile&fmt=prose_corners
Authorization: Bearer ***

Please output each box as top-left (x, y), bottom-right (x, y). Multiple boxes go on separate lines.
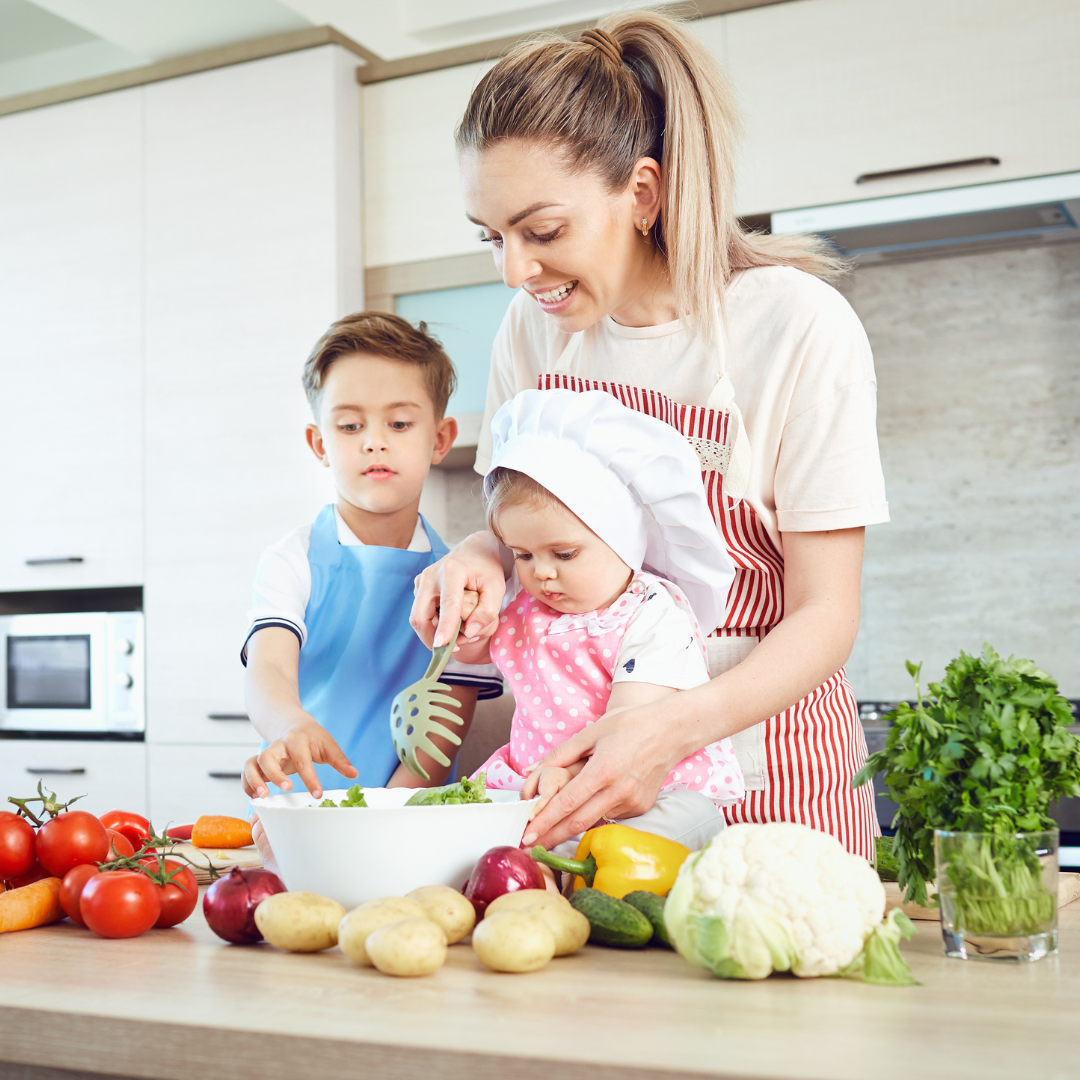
top-left (529, 280), bottom-right (579, 313)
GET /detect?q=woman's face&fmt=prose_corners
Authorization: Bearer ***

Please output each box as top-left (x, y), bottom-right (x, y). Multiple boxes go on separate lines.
top-left (461, 140), bottom-right (667, 333)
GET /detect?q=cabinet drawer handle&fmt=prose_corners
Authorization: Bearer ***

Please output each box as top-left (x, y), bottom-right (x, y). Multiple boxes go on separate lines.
top-left (856, 156), bottom-right (1000, 184)
top-left (208, 713), bottom-right (249, 721)
top-left (25, 556), bottom-right (85, 566)
top-left (208, 771), bottom-right (243, 780)
top-left (26, 767), bottom-right (86, 775)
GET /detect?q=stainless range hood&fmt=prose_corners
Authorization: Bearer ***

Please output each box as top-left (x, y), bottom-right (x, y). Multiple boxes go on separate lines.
top-left (771, 171), bottom-right (1080, 262)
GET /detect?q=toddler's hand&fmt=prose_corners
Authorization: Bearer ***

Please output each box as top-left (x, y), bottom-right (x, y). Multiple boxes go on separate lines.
top-left (522, 762), bottom-right (584, 818)
top-left (241, 715), bottom-right (358, 802)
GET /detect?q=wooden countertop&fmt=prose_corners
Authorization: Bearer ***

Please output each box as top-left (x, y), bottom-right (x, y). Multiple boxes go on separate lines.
top-left (1, 899), bottom-right (1076, 1080)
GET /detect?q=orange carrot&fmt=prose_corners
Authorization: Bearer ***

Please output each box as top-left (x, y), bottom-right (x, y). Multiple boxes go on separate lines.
top-left (0, 877), bottom-right (63, 933)
top-left (191, 815), bottom-right (253, 849)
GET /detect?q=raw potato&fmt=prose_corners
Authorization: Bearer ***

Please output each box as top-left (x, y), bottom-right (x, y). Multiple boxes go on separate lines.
top-left (339, 898), bottom-right (429, 966)
top-left (472, 911), bottom-right (556, 973)
top-left (484, 889), bottom-right (565, 917)
top-left (526, 900), bottom-right (590, 957)
top-left (254, 892), bottom-right (345, 952)
top-left (406, 885), bottom-right (476, 944)
top-left (366, 917), bottom-right (448, 977)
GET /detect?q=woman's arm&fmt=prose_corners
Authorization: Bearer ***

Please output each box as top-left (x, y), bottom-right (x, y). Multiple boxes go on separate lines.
top-left (411, 531), bottom-right (510, 649)
top-left (520, 527), bottom-right (865, 847)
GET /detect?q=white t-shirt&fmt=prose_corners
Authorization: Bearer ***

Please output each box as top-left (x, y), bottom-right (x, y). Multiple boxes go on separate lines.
top-left (476, 266), bottom-right (889, 552)
top-left (242, 506), bottom-right (504, 699)
top-left (611, 583), bottom-right (710, 691)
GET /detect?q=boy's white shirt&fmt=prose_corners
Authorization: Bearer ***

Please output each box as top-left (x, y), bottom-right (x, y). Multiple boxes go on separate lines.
top-left (501, 569), bottom-right (710, 692)
top-left (243, 507), bottom-right (503, 696)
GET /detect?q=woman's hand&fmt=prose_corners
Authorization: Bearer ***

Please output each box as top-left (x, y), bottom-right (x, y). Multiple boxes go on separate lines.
top-left (241, 716), bottom-right (357, 802)
top-left (411, 531), bottom-right (507, 649)
top-left (520, 705), bottom-right (683, 848)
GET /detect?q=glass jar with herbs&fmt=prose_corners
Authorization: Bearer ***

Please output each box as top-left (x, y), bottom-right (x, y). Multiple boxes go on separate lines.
top-left (855, 646), bottom-right (1080, 962)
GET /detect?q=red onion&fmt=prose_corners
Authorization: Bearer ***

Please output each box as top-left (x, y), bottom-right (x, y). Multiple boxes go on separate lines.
top-left (463, 845), bottom-right (546, 917)
top-left (202, 866), bottom-right (286, 944)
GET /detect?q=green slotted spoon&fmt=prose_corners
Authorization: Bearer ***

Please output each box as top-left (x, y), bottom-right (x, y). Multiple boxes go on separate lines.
top-left (390, 619), bottom-right (464, 780)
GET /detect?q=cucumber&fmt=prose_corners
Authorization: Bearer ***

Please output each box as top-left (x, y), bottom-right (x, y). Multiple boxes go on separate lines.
top-left (622, 891), bottom-right (672, 949)
top-left (569, 888), bottom-right (653, 948)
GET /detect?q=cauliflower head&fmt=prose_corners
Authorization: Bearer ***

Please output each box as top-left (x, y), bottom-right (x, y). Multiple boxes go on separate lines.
top-left (664, 823), bottom-right (887, 979)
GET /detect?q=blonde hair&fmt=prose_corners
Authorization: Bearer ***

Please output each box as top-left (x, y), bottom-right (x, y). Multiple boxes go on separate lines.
top-left (485, 468), bottom-right (565, 542)
top-left (457, 10), bottom-right (845, 343)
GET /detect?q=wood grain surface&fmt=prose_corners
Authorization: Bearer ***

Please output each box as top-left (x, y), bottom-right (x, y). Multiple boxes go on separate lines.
top-left (0, 894), bottom-right (1076, 1080)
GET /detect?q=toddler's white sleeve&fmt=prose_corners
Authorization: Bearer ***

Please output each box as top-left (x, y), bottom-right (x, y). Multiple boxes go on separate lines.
top-left (613, 590), bottom-right (711, 691)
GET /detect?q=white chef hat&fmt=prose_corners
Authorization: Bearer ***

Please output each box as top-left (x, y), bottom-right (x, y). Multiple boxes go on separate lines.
top-left (484, 389), bottom-right (735, 630)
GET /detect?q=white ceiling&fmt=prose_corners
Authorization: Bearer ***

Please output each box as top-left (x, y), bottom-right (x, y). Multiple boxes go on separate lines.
top-left (0, 0), bottom-right (671, 99)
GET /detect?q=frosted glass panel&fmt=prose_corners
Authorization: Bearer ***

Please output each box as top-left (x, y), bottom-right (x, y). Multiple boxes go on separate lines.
top-left (396, 282), bottom-right (517, 416)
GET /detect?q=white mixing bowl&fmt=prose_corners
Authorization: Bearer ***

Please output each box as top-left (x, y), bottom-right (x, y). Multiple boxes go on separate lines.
top-left (251, 787), bottom-right (538, 909)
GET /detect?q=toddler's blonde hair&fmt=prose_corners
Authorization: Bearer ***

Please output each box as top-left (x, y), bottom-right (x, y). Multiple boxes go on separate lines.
top-left (485, 468), bottom-right (567, 543)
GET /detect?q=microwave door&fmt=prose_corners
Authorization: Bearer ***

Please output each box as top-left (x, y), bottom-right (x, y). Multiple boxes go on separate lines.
top-left (2, 614), bottom-right (107, 733)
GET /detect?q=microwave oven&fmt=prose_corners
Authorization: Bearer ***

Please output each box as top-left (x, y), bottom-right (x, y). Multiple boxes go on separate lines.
top-left (0, 611), bottom-right (144, 735)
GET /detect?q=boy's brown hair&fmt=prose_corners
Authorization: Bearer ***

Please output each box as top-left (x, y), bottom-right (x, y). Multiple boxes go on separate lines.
top-left (302, 312), bottom-right (457, 419)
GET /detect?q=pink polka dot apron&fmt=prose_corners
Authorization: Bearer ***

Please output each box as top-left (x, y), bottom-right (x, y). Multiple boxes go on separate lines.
top-left (474, 572), bottom-right (745, 804)
top-left (536, 331), bottom-right (878, 860)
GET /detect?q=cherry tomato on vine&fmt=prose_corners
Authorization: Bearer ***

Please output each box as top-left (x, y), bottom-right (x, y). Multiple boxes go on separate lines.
top-left (138, 858), bottom-right (198, 928)
top-left (0, 811), bottom-right (36, 880)
top-left (36, 812), bottom-right (109, 877)
top-left (60, 864), bottom-right (101, 926)
top-left (104, 830), bottom-right (136, 860)
top-left (80, 871), bottom-right (161, 938)
top-left (98, 810), bottom-right (151, 850)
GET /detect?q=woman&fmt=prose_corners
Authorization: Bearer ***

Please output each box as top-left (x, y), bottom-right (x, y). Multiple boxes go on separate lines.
top-left (411, 11), bottom-right (888, 859)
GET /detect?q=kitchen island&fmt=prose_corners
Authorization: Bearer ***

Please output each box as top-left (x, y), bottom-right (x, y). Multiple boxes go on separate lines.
top-left (0, 901), bottom-right (1075, 1080)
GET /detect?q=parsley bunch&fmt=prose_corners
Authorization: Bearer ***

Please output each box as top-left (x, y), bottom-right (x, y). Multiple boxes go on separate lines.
top-left (854, 645), bottom-right (1080, 910)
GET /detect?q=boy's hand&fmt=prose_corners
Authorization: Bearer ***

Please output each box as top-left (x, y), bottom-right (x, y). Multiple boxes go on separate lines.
top-left (241, 716), bottom-right (357, 801)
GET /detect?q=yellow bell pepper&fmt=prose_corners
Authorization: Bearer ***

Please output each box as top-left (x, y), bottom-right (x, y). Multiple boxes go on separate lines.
top-left (531, 824), bottom-right (690, 898)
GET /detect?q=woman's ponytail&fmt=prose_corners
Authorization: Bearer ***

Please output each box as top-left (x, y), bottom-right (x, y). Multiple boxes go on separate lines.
top-left (457, 10), bottom-right (843, 344)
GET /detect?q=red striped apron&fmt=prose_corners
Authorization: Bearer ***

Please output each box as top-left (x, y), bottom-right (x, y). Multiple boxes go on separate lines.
top-left (539, 369), bottom-right (879, 860)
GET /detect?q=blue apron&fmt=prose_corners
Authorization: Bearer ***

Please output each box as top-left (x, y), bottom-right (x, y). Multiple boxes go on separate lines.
top-left (274, 504), bottom-right (449, 794)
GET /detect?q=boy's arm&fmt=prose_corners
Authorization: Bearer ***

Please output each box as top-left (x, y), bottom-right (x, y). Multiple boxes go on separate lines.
top-left (243, 627), bottom-right (358, 800)
top-left (385, 684), bottom-right (480, 789)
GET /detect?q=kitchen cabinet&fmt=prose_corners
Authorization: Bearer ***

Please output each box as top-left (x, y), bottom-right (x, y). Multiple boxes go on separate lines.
top-left (0, 740), bottom-right (146, 817)
top-left (147, 743), bottom-right (254, 825)
top-left (0, 89), bottom-right (144, 592)
top-left (726, 0), bottom-right (1080, 214)
top-left (362, 60), bottom-right (492, 267)
top-left (142, 46), bottom-right (357, 746)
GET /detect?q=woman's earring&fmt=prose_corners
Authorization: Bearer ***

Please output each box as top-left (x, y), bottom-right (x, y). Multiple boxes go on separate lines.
top-left (640, 217), bottom-right (650, 237)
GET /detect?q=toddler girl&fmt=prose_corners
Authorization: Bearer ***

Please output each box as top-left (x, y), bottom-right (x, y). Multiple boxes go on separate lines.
top-left (459, 389), bottom-right (745, 850)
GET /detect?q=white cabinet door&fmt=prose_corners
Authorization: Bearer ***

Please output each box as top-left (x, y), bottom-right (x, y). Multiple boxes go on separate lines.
top-left (0, 740), bottom-right (147, 817)
top-left (147, 743), bottom-right (254, 826)
top-left (727, 0), bottom-right (1080, 214)
top-left (363, 60), bottom-right (493, 266)
top-left (142, 48), bottom-right (356, 745)
top-left (0, 90), bottom-right (144, 591)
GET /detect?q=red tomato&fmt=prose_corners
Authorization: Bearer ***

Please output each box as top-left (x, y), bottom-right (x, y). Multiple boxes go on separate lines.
top-left (98, 810), bottom-right (151, 850)
top-left (104, 830), bottom-right (135, 860)
top-left (6, 859), bottom-right (52, 890)
top-left (60, 864), bottom-right (101, 926)
top-left (0, 811), bottom-right (36, 879)
top-left (80, 871), bottom-right (161, 939)
top-left (36, 811), bottom-right (110, 877)
top-left (144, 859), bottom-right (198, 928)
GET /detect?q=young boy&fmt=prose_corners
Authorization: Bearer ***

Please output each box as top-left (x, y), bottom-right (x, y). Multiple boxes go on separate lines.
top-left (241, 313), bottom-right (503, 804)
